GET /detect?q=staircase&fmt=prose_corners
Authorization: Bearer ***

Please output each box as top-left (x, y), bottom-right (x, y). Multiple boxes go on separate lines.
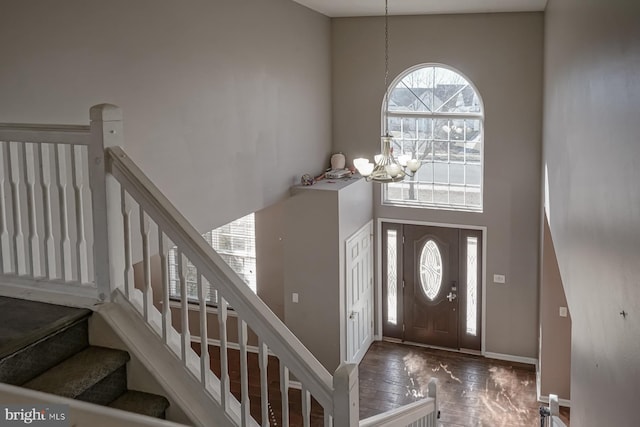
top-left (0, 296), bottom-right (170, 420)
top-left (0, 104), bottom-right (440, 427)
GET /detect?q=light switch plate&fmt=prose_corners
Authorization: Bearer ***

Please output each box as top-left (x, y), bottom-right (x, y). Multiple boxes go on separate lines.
top-left (493, 274), bottom-right (506, 284)
top-left (292, 293), bottom-right (299, 303)
top-left (559, 306), bottom-right (568, 317)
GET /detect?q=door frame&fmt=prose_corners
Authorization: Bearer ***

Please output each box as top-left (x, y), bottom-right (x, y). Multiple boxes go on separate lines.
top-left (344, 220), bottom-right (374, 364)
top-left (376, 218), bottom-right (488, 355)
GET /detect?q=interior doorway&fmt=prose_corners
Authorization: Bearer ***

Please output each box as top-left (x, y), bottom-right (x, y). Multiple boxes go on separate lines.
top-left (345, 221), bottom-right (374, 363)
top-left (381, 222), bottom-right (483, 351)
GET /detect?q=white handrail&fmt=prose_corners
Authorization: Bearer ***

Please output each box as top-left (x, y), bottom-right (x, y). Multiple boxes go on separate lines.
top-left (105, 145), bottom-right (334, 411)
top-left (0, 124), bottom-right (91, 146)
top-left (359, 400), bottom-right (435, 427)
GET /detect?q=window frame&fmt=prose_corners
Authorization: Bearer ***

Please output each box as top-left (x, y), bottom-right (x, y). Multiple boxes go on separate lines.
top-left (168, 213), bottom-right (256, 307)
top-left (381, 63), bottom-right (485, 212)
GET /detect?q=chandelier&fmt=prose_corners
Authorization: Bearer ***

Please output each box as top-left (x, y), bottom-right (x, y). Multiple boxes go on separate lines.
top-left (353, 0), bottom-right (421, 183)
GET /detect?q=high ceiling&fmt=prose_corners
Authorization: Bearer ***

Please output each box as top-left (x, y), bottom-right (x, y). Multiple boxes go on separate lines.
top-left (291, 0), bottom-right (548, 18)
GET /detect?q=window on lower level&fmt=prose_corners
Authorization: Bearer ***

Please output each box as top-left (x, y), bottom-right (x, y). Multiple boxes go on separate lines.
top-left (168, 213), bottom-right (256, 304)
top-left (383, 64), bottom-right (484, 212)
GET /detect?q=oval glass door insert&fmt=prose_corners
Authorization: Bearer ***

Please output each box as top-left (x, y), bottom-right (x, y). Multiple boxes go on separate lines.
top-left (419, 240), bottom-right (443, 300)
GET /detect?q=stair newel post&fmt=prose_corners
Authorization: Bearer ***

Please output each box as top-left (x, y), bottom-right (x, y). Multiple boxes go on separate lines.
top-left (428, 377), bottom-right (438, 426)
top-left (89, 104), bottom-right (124, 301)
top-left (332, 363), bottom-right (359, 427)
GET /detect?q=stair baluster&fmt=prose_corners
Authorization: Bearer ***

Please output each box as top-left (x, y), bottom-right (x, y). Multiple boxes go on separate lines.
top-left (0, 142), bottom-right (11, 274)
top-left (177, 249), bottom-right (190, 366)
top-left (122, 189), bottom-right (134, 298)
top-left (302, 385), bottom-right (311, 427)
top-left (55, 144), bottom-right (72, 282)
top-left (238, 319), bottom-right (250, 427)
top-left (24, 143), bottom-right (41, 278)
top-left (8, 142), bottom-right (26, 275)
top-left (139, 209), bottom-right (152, 322)
top-left (71, 145), bottom-right (89, 283)
top-left (280, 364), bottom-right (290, 427)
top-left (258, 339), bottom-right (269, 427)
top-left (159, 230), bottom-right (172, 344)
top-left (218, 296), bottom-right (231, 411)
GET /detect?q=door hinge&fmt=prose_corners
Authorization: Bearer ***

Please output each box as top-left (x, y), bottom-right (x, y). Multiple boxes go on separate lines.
top-left (402, 324), bottom-right (405, 332)
top-left (402, 235), bottom-right (405, 244)
top-left (402, 279), bottom-right (405, 289)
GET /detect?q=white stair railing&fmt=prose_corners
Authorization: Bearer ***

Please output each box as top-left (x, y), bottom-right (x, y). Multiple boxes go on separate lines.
top-left (0, 123), bottom-right (106, 302)
top-left (0, 104), bottom-right (441, 427)
top-left (92, 104), bottom-right (358, 426)
top-left (359, 379), bottom-right (438, 427)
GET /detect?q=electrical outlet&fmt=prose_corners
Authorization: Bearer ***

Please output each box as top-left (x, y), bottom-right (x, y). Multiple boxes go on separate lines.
top-left (559, 306), bottom-right (568, 317)
top-left (292, 293), bottom-right (299, 303)
top-left (493, 274), bottom-right (506, 284)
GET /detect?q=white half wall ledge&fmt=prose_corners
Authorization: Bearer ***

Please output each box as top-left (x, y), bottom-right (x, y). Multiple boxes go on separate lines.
top-left (483, 351), bottom-right (538, 366)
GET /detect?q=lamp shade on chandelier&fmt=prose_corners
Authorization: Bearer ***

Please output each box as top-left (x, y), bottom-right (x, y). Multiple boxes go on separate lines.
top-left (353, 136), bottom-right (420, 183)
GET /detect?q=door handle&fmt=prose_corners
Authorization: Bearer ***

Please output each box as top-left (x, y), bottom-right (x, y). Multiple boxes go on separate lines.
top-left (446, 292), bottom-right (457, 302)
top-left (349, 311), bottom-right (357, 320)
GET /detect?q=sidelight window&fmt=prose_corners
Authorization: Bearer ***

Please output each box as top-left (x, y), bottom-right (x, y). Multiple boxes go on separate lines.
top-left (386, 229), bottom-right (398, 325)
top-left (466, 236), bottom-right (478, 336)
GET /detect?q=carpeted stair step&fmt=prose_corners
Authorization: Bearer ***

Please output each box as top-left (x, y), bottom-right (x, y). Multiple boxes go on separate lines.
top-left (108, 390), bottom-right (170, 419)
top-left (0, 303), bottom-right (91, 385)
top-left (23, 346), bottom-right (130, 405)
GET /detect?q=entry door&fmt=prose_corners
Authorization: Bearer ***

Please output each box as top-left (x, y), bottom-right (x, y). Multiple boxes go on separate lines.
top-left (382, 223), bottom-right (482, 351)
top-left (346, 221), bottom-right (374, 363)
top-left (404, 225), bottom-right (460, 348)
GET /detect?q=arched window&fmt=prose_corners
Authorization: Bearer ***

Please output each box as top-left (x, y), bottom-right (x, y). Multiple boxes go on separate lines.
top-left (383, 64), bottom-right (484, 211)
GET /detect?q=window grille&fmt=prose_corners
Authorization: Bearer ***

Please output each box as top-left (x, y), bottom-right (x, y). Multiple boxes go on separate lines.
top-left (169, 213), bottom-right (256, 304)
top-left (383, 64), bottom-right (484, 212)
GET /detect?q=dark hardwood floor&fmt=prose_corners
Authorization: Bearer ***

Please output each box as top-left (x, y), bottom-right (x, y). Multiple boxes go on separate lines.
top-left (193, 340), bottom-right (570, 426)
top-left (359, 341), bottom-right (570, 426)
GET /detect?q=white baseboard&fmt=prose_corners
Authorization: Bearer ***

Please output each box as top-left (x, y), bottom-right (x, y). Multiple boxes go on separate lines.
top-left (483, 351), bottom-right (538, 366)
top-left (380, 340), bottom-right (536, 365)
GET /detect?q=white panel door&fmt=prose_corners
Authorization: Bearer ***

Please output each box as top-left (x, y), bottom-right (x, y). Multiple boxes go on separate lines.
top-left (346, 221), bottom-right (373, 364)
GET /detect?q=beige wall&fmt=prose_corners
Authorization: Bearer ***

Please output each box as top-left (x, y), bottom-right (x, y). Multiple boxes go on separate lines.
top-left (255, 201), bottom-right (286, 320)
top-left (332, 13), bottom-right (544, 358)
top-left (543, 0), bottom-right (640, 424)
top-left (539, 215), bottom-right (571, 400)
top-left (0, 0), bottom-right (331, 233)
top-left (284, 178), bottom-right (373, 371)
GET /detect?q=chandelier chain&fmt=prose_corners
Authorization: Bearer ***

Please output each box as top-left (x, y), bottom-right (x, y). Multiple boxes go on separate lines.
top-left (384, 0), bottom-right (389, 136)
top-left (385, 0), bottom-right (389, 89)
top-left (352, 0), bottom-right (421, 182)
